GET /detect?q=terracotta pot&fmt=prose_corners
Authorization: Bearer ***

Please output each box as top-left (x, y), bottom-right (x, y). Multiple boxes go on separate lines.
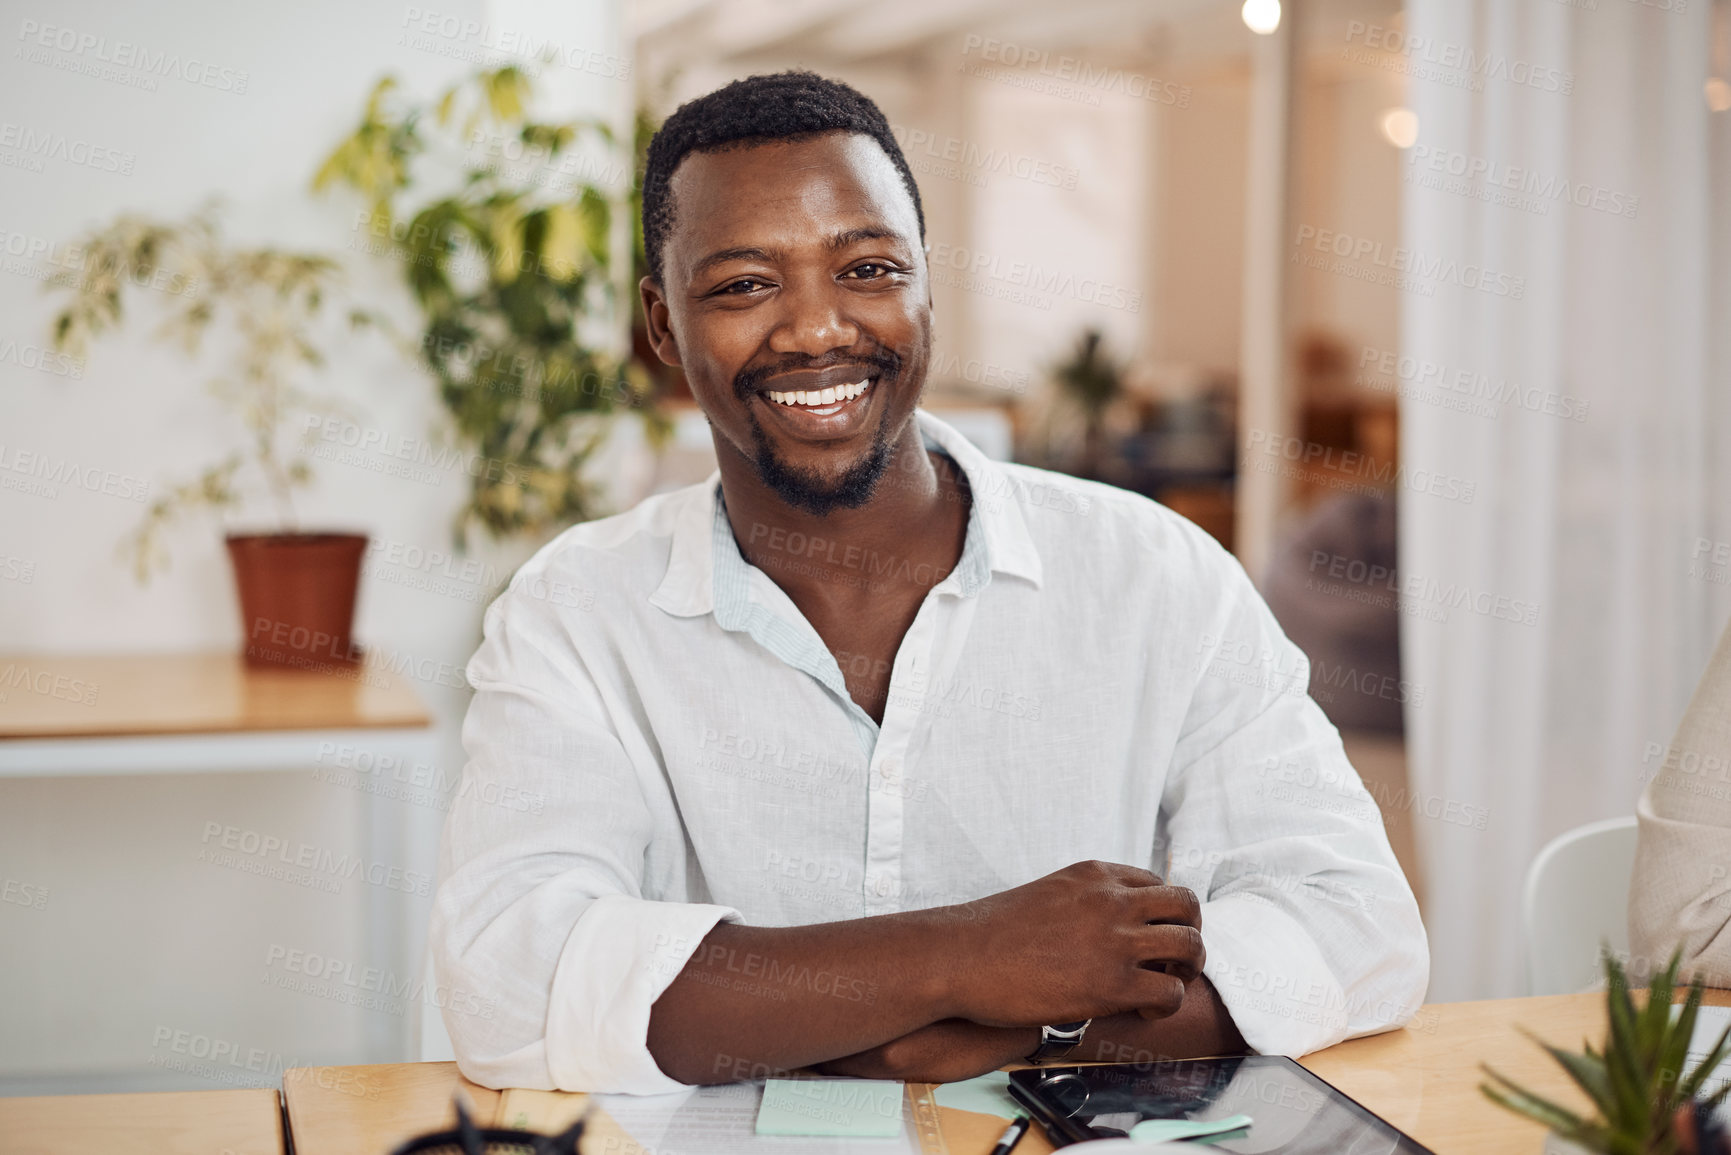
top-left (226, 532), bottom-right (367, 670)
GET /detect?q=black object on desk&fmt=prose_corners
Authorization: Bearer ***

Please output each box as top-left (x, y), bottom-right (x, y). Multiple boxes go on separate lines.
top-left (390, 1096), bottom-right (587, 1155)
top-left (988, 1114), bottom-right (1031, 1155)
top-left (1006, 1056), bottom-right (1436, 1152)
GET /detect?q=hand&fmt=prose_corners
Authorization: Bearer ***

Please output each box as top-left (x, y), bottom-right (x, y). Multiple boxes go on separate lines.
top-left (940, 860), bottom-right (1204, 1028)
top-left (815, 1019), bottom-right (1038, 1083)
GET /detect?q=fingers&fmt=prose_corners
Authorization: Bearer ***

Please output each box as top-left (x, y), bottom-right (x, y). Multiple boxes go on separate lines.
top-left (1121, 966), bottom-right (1188, 1020)
top-left (1128, 922), bottom-right (1205, 983)
top-left (1131, 883), bottom-right (1202, 929)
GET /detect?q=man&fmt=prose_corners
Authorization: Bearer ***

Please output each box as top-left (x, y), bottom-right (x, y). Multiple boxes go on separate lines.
top-left (430, 70), bottom-right (1427, 1094)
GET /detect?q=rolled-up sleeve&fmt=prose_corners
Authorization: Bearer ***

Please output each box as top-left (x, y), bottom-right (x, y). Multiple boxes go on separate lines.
top-left (430, 578), bottom-right (739, 1093)
top-left (1160, 550), bottom-right (1429, 1056)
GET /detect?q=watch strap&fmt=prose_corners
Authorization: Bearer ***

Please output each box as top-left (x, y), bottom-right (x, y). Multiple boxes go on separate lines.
top-left (1027, 1019), bottom-right (1091, 1064)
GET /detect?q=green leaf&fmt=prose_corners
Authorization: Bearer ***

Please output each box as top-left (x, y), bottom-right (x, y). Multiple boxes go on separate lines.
top-left (1480, 1068), bottom-right (1592, 1134)
top-left (1533, 1035), bottom-right (1616, 1118)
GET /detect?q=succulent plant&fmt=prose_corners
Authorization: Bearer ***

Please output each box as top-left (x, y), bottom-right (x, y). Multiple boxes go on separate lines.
top-left (1482, 949), bottom-right (1731, 1155)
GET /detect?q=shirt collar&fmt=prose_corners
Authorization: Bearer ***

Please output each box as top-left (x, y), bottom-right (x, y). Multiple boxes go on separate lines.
top-left (649, 408), bottom-right (1043, 619)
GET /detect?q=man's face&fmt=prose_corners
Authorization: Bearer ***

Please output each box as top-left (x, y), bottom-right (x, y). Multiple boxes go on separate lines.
top-left (641, 131), bottom-right (931, 516)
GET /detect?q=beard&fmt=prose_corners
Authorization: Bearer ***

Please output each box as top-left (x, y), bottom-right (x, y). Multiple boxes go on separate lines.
top-left (733, 344), bottom-right (906, 517)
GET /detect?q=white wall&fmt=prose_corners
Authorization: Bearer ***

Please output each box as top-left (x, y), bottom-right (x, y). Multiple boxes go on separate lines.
top-left (0, 0), bottom-right (626, 1092)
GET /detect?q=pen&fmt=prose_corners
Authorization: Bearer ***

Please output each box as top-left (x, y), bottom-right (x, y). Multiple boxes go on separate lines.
top-left (989, 1114), bottom-right (1031, 1155)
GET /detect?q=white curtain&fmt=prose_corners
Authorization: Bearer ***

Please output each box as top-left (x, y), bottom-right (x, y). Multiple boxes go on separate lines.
top-left (1400, 0), bottom-right (1731, 1000)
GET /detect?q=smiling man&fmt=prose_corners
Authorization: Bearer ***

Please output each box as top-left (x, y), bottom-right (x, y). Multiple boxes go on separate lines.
top-left (430, 71), bottom-right (1428, 1094)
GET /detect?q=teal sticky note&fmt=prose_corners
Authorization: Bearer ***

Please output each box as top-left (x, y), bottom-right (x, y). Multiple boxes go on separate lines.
top-left (931, 1071), bottom-right (1018, 1120)
top-left (756, 1078), bottom-right (905, 1138)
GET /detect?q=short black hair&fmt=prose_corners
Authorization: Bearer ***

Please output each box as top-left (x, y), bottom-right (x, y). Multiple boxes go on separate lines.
top-left (641, 70), bottom-right (926, 285)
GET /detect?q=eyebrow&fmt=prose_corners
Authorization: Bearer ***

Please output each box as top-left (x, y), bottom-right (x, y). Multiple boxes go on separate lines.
top-left (688, 226), bottom-right (905, 279)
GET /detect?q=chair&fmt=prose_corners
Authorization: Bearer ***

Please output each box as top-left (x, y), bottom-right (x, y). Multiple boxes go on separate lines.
top-left (1522, 815), bottom-right (1639, 996)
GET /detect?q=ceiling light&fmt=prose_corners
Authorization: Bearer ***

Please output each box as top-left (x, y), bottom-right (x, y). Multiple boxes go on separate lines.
top-left (1379, 108), bottom-right (1420, 149)
top-left (1242, 0), bottom-right (1281, 35)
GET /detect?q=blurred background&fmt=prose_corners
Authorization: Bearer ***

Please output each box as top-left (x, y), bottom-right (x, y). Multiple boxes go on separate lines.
top-left (2, 0), bottom-right (1729, 1095)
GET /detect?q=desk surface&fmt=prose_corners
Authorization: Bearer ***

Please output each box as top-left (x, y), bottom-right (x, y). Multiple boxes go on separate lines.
top-left (0, 1088), bottom-right (284, 1155)
top-left (0, 652), bottom-right (431, 740)
top-left (283, 991), bottom-right (1731, 1155)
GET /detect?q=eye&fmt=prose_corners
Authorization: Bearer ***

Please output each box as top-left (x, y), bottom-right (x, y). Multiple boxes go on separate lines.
top-left (844, 262), bottom-right (896, 281)
top-left (717, 277), bottom-right (771, 295)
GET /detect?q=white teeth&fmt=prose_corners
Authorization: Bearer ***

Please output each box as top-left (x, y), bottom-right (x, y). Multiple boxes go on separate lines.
top-left (764, 380), bottom-right (873, 407)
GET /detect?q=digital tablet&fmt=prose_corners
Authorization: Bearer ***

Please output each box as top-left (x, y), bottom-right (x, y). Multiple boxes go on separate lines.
top-left (1006, 1056), bottom-right (1435, 1152)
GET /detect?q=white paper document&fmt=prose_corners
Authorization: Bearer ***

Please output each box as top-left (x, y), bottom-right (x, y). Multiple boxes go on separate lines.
top-left (595, 1081), bottom-right (923, 1154)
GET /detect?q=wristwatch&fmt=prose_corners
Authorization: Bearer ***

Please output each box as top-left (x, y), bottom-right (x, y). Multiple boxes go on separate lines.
top-left (1026, 1019), bottom-right (1091, 1064)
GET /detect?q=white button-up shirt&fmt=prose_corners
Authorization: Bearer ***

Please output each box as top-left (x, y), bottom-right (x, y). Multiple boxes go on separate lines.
top-left (430, 410), bottom-right (1429, 1095)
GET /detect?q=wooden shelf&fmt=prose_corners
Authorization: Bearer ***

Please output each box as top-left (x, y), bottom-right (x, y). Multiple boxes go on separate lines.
top-left (0, 652), bottom-right (432, 741)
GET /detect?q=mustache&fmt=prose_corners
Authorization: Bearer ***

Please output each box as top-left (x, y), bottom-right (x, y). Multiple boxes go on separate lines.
top-left (732, 344), bottom-right (904, 399)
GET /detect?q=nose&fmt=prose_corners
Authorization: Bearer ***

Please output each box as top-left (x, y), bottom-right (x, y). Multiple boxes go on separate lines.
top-left (766, 275), bottom-right (860, 359)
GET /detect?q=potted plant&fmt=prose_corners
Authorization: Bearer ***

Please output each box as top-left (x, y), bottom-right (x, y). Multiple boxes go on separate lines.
top-left (46, 205), bottom-right (379, 669)
top-left (1051, 327), bottom-right (1125, 481)
top-left (1482, 949), bottom-right (1731, 1154)
top-left (312, 65), bottom-right (664, 549)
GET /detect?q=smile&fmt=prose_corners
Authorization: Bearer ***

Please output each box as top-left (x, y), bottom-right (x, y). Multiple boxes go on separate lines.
top-left (763, 379), bottom-right (872, 415)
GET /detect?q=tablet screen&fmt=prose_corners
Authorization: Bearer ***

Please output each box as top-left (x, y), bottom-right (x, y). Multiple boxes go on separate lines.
top-left (1007, 1056), bottom-right (1434, 1153)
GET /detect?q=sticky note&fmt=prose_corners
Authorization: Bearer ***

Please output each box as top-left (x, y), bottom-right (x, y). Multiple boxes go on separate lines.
top-left (931, 1071), bottom-right (1018, 1119)
top-left (755, 1078), bottom-right (905, 1138)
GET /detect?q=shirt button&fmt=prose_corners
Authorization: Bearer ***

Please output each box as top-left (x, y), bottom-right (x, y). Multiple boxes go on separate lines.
top-left (878, 758), bottom-right (901, 781)
top-left (871, 875), bottom-right (893, 897)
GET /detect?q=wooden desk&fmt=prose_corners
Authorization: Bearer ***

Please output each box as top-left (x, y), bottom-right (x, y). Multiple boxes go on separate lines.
top-left (283, 1063), bottom-right (496, 1155)
top-left (283, 991), bottom-right (1731, 1154)
top-left (0, 1088), bottom-right (284, 1155)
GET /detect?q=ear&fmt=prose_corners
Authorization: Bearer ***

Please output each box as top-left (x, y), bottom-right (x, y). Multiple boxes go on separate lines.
top-left (639, 276), bottom-right (683, 368)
